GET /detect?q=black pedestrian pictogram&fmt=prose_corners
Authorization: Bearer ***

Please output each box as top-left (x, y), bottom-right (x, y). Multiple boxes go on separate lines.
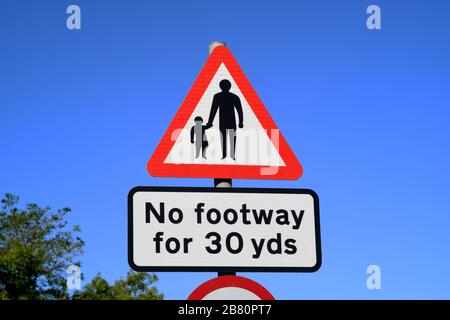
top-left (190, 116), bottom-right (209, 159)
top-left (206, 79), bottom-right (244, 160)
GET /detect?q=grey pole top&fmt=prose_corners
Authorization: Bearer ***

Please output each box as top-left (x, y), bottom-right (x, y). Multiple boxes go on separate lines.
top-left (209, 41), bottom-right (226, 55)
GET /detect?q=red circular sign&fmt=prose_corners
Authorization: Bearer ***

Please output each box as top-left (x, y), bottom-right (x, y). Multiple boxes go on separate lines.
top-left (188, 275), bottom-right (275, 300)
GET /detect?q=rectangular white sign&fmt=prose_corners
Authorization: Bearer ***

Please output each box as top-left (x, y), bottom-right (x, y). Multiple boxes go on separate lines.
top-left (128, 187), bottom-right (321, 272)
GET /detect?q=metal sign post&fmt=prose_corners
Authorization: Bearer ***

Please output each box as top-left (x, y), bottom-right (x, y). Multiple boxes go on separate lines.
top-left (209, 41), bottom-right (235, 277)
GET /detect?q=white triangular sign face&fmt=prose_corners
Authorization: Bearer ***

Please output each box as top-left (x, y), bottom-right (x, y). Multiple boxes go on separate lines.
top-left (165, 63), bottom-right (285, 166)
top-left (148, 46), bottom-right (302, 180)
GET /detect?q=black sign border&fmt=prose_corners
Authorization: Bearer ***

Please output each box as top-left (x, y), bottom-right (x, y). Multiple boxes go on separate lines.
top-left (128, 186), bottom-right (321, 273)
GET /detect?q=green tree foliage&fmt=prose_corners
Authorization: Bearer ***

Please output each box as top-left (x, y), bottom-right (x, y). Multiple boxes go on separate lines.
top-left (72, 271), bottom-right (163, 300)
top-left (0, 193), bottom-right (84, 299)
top-left (0, 193), bottom-right (163, 300)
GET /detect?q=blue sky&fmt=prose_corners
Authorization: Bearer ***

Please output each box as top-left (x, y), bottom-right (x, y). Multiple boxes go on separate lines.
top-left (1, 0), bottom-right (449, 299)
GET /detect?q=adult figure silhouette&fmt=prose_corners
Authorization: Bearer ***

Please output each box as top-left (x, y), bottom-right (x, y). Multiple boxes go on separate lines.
top-left (206, 79), bottom-right (244, 160)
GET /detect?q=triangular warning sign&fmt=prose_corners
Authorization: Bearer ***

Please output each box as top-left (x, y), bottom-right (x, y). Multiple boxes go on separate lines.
top-left (147, 46), bottom-right (302, 180)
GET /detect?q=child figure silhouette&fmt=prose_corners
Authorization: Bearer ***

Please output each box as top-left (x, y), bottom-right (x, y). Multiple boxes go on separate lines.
top-left (190, 116), bottom-right (209, 159)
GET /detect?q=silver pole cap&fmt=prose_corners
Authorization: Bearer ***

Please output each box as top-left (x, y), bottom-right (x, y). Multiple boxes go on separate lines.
top-left (209, 41), bottom-right (226, 55)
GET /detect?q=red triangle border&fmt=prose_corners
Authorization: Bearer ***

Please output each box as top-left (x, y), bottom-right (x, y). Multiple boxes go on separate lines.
top-left (147, 46), bottom-right (302, 180)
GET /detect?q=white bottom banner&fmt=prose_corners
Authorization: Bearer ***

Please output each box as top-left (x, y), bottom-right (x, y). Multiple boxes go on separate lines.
top-left (128, 187), bottom-right (321, 272)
